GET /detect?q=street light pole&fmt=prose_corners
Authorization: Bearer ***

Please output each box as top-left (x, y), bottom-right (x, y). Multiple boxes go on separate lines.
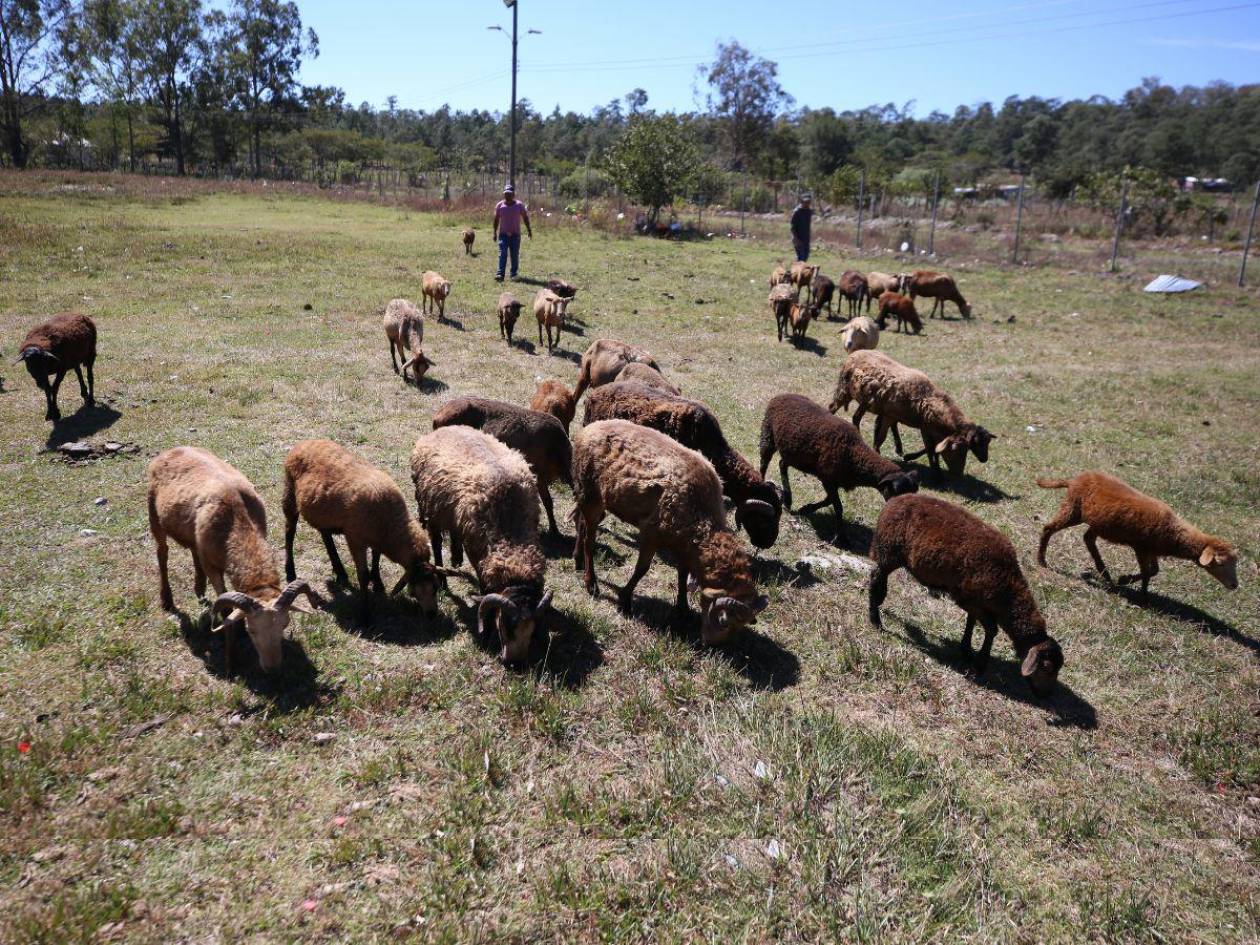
top-left (508, 0), bottom-right (517, 187)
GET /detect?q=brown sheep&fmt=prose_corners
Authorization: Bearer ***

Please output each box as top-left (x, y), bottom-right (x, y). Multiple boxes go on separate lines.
top-left (769, 283), bottom-right (795, 342)
top-left (1037, 471), bottom-right (1239, 597)
top-left (572, 419), bottom-right (768, 643)
top-left (864, 272), bottom-right (904, 312)
top-left (869, 494), bottom-right (1064, 696)
top-left (497, 292), bottom-right (524, 344)
top-left (769, 263), bottom-right (790, 289)
top-left (837, 271), bottom-right (869, 320)
top-left (571, 339), bottom-right (660, 401)
top-left (534, 289), bottom-right (571, 352)
top-left (432, 396), bottom-right (573, 539)
top-left (16, 312), bottom-right (97, 421)
top-left (906, 270), bottom-right (971, 319)
top-left (544, 278), bottom-right (578, 299)
top-left (841, 316), bottom-right (880, 353)
top-left (789, 299), bottom-right (819, 341)
top-left (462, 228), bottom-right (475, 255)
top-left (382, 298), bottom-right (434, 383)
top-left (530, 379), bottom-right (576, 432)
top-left (410, 427), bottom-right (551, 664)
top-left (616, 361), bottom-right (680, 394)
top-left (148, 447), bottom-right (319, 674)
top-left (811, 274), bottom-right (837, 318)
top-left (421, 271), bottom-right (452, 322)
top-left (283, 440), bottom-right (443, 623)
top-left (759, 394), bottom-right (918, 533)
top-left (875, 291), bottom-right (923, 335)
top-left (789, 260), bottom-right (819, 298)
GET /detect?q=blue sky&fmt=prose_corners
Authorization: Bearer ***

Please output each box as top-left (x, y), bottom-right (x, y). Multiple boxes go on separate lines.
top-left (290, 0), bottom-right (1260, 115)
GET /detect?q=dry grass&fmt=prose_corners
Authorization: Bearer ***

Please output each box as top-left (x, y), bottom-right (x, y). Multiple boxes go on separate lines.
top-left (0, 170), bottom-right (1257, 943)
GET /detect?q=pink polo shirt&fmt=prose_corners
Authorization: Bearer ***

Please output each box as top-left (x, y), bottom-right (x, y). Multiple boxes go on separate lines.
top-left (495, 199), bottom-right (527, 236)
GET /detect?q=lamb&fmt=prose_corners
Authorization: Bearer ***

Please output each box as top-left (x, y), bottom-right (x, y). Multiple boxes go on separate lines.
top-left (616, 361), bottom-right (680, 394)
top-left (837, 271), bottom-right (869, 320)
top-left (868, 493), bottom-right (1064, 696)
top-left (875, 291), bottom-right (923, 335)
top-left (759, 394), bottom-right (919, 532)
top-left (16, 312), bottom-right (97, 421)
top-left (462, 228), bottom-right (475, 255)
top-left (789, 260), bottom-right (819, 297)
top-left (283, 440), bottom-right (443, 623)
top-left (410, 427), bottom-right (550, 663)
top-left (811, 274), bottom-right (836, 318)
top-left (382, 298), bottom-right (434, 382)
top-left (864, 272), bottom-right (904, 312)
top-left (530, 379), bottom-right (576, 432)
top-left (789, 298), bottom-right (818, 341)
top-left (432, 396), bottom-right (573, 539)
top-left (829, 350), bottom-right (994, 477)
top-left (534, 289), bottom-right (571, 352)
top-left (906, 270), bottom-right (971, 319)
top-left (571, 339), bottom-right (661, 401)
top-left (769, 283), bottom-right (795, 342)
top-left (572, 419), bottom-right (768, 643)
top-left (769, 263), bottom-right (790, 289)
top-left (1036, 471), bottom-right (1239, 597)
top-left (147, 446), bottom-right (319, 674)
top-left (421, 271), bottom-right (452, 322)
top-left (497, 292), bottom-right (524, 344)
top-left (841, 315), bottom-right (880, 353)
top-left (544, 278), bottom-right (578, 299)
top-left (583, 381), bottom-right (783, 549)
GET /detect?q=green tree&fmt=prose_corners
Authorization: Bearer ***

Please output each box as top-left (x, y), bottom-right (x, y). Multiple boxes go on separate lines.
top-left (699, 40), bottom-right (791, 172)
top-left (604, 113), bottom-right (700, 226)
top-left (0, 0), bottom-right (75, 167)
top-left (79, 0), bottom-right (144, 169)
top-left (134, 0), bottom-right (202, 173)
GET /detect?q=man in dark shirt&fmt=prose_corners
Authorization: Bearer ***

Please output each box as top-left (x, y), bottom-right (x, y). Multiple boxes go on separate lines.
top-left (790, 193), bottom-right (813, 262)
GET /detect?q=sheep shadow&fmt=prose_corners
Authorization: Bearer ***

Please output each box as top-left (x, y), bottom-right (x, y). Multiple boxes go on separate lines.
top-left (889, 616), bottom-right (1098, 729)
top-left (790, 336), bottom-right (828, 357)
top-left (434, 314), bottom-right (467, 332)
top-left (174, 608), bottom-right (336, 713)
top-left (320, 583), bottom-right (461, 647)
top-left (795, 507), bottom-right (876, 552)
top-left (541, 530), bottom-right (576, 560)
top-left (563, 322), bottom-right (586, 338)
top-left (408, 375), bottom-right (448, 394)
top-left (509, 337), bottom-right (536, 355)
top-left (45, 402), bottom-right (123, 449)
top-left (750, 555), bottom-right (821, 591)
top-left (546, 347), bottom-right (582, 365)
top-left (533, 607), bottom-right (604, 689)
top-left (512, 276), bottom-right (551, 288)
top-left (905, 465), bottom-right (1015, 504)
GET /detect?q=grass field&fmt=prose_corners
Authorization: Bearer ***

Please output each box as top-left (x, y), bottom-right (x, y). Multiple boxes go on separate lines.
top-left (1, 172), bottom-right (1257, 944)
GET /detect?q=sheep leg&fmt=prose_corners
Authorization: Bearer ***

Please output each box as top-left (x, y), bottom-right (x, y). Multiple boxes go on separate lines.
top-left (389, 340), bottom-right (399, 374)
top-left (449, 532), bottom-right (464, 568)
top-left (538, 484), bottom-right (560, 539)
top-left (872, 415), bottom-right (890, 453)
top-left (191, 551), bottom-right (207, 601)
top-left (431, 529), bottom-right (443, 568)
top-left (45, 371), bottom-right (65, 421)
top-left (1037, 503), bottom-right (1080, 566)
top-left (618, 542), bottom-right (657, 614)
top-left (867, 566), bottom-right (890, 628)
top-left (538, 320), bottom-right (544, 347)
top-left (777, 457), bottom-right (793, 510)
top-left (961, 615), bottom-right (976, 655)
top-left (1082, 528), bottom-right (1111, 583)
top-left (349, 543), bottom-right (373, 623)
top-left (149, 496), bottom-right (175, 612)
top-left (851, 404), bottom-right (866, 429)
top-left (86, 359), bottom-right (95, 402)
top-left (73, 365), bottom-right (90, 402)
top-left (1118, 552), bottom-right (1159, 597)
top-left (320, 530), bottom-right (349, 584)
top-left (890, 425), bottom-right (905, 457)
top-left (370, 549), bottom-right (383, 591)
top-left (971, 619), bottom-right (1000, 677)
top-left (675, 564), bottom-right (690, 612)
top-left (581, 510), bottom-right (602, 595)
top-left (284, 514), bottom-right (298, 582)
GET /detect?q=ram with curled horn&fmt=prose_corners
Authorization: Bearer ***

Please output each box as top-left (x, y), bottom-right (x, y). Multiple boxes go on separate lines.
top-left (212, 579), bottom-right (321, 674)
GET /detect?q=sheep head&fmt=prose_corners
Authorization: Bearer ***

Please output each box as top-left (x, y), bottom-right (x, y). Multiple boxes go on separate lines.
top-left (1020, 637), bottom-right (1064, 698)
top-left (1198, 543), bottom-right (1238, 590)
top-left (392, 562), bottom-right (442, 617)
top-left (16, 346), bottom-right (58, 381)
top-left (698, 589), bottom-right (769, 645)
top-left (876, 470), bottom-right (920, 500)
top-left (476, 586), bottom-right (552, 664)
top-left (402, 351), bottom-right (435, 382)
top-left (212, 579), bottom-right (319, 671)
top-left (734, 486), bottom-right (783, 549)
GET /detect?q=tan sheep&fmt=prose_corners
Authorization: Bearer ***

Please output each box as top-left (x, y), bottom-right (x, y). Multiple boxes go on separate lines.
top-left (382, 298), bottom-right (434, 382)
top-left (421, 271), bottom-right (452, 322)
top-left (841, 315), bottom-right (880, 352)
top-left (530, 379), bottom-right (577, 432)
top-left (769, 283), bottom-right (795, 342)
top-left (789, 260), bottom-right (819, 297)
top-left (572, 339), bottom-right (661, 401)
top-left (906, 270), bottom-right (971, 319)
top-left (875, 291), bottom-right (922, 335)
top-left (616, 361), bottom-right (680, 394)
top-left (533, 289), bottom-right (571, 352)
top-left (864, 272), bottom-right (904, 312)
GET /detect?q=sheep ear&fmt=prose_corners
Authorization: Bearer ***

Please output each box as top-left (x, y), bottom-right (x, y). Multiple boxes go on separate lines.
top-left (934, 439), bottom-right (951, 454)
top-left (1020, 648), bottom-right (1040, 677)
top-left (1199, 547), bottom-right (1215, 566)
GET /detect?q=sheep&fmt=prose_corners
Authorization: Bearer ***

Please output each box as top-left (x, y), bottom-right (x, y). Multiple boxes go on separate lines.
top-left (432, 396), bottom-right (573, 539)
top-left (868, 493), bottom-right (1064, 696)
top-left (837, 271), bottom-right (869, 320)
top-left (497, 292), bottom-right (524, 344)
top-left (875, 291), bottom-right (923, 335)
top-left (283, 440), bottom-right (443, 623)
top-left (829, 350), bottom-right (994, 478)
top-left (759, 394), bottom-right (919, 533)
top-left (769, 263), bottom-right (790, 289)
top-left (572, 419), bottom-right (768, 643)
top-left (534, 289), bottom-right (571, 352)
top-left (789, 298), bottom-right (818, 341)
top-left (789, 260), bottom-right (819, 298)
top-left (382, 298), bottom-right (435, 382)
top-left (583, 381), bottom-right (783, 549)
top-left (147, 446), bottom-right (319, 674)
top-left (616, 361), bottom-right (680, 394)
top-left (1036, 471), bottom-right (1239, 597)
top-left (421, 271), bottom-right (452, 322)
top-left (864, 272), bottom-right (904, 312)
top-left (16, 312), bottom-right (97, 421)
top-left (530, 379), bottom-right (576, 432)
top-left (811, 273), bottom-right (837, 318)
top-left (841, 315), bottom-right (880, 353)
top-left (462, 228), bottom-right (475, 255)
top-left (409, 427), bottom-right (550, 663)
top-left (769, 283), bottom-right (795, 342)
top-left (906, 270), bottom-right (971, 319)
top-left (544, 278), bottom-right (578, 299)
top-left (571, 339), bottom-right (661, 402)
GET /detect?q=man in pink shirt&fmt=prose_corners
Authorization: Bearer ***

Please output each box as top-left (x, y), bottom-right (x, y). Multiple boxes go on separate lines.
top-left (492, 184), bottom-right (532, 282)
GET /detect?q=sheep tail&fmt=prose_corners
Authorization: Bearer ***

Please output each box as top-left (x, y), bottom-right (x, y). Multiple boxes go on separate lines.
top-left (1035, 477), bottom-right (1071, 490)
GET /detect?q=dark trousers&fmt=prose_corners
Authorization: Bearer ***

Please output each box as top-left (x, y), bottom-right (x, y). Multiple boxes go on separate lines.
top-left (497, 233), bottom-right (521, 278)
top-left (794, 238), bottom-right (810, 262)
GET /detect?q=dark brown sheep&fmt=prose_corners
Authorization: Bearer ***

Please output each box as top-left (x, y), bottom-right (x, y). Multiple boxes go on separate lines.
top-left (906, 270), bottom-right (971, 319)
top-left (875, 291), bottom-right (922, 335)
top-left (462, 228), bottom-right (475, 255)
top-left (869, 494), bottom-right (1064, 696)
top-left (837, 271), bottom-right (869, 320)
top-left (16, 312), bottom-right (97, 421)
top-left (544, 278), bottom-right (578, 299)
top-left (769, 284), bottom-right (795, 342)
top-left (811, 274), bottom-right (836, 318)
top-left (497, 292), bottom-right (523, 344)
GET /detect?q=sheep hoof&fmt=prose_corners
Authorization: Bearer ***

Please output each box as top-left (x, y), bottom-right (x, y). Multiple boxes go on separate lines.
top-left (867, 609), bottom-right (882, 629)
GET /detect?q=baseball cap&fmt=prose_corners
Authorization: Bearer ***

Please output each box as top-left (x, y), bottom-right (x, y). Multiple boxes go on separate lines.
top-left (503, 183), bottom-right (514, 194)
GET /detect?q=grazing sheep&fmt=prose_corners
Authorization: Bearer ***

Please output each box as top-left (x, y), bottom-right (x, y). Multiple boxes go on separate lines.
top-left (769, 283), bottom-right (795, 342)
top-left (811, 274), bottom-right (837, 318)
top-left (148, 446), bottom-right (319, 674)
top-left (1036, 471), bottom-right (1239, 597)
top-left (616, 361), bottom-right (680, 394)
top-left (875, 291), bottom-right (923, 335)
top-left (829, 350), bottom-right (994, 477)
top-left (382, 298), bottom-right (434, 382)
top-left (837, 271), bottom-right (869, 320)
top-left (869, 493), bottom-right (1064, 696)
top-left (789, 260), bottom-right (819, 298)
top-left (497, 292), bottom-right (524, 344)
top-left (530, 379), bottom-right (576, 432)
top-left (462, 228), bottom-right (475, 255)
top-left (906, 270), bottom-right (971, 319)
top-left (583, 381), bottom-right (783, 549)
top-left (533, 289), bottom-right (571, 352)
top-left (544, 278), bottom-right (578, 299)
top-left (16, 312), bottom-right (97, 421)
top-left (433, 396), bottom-right (573, 539)
top-left (410, 427), bottom-right (550, 663)
top-left (283, 440), bottom-right (442, 623)
top-left (841, 316), bottom-right (880, 353)
top-left (769, 263), bottom-right (790, 289)
top-left (572, 339), bottom-right (660, 401)
top-left (421, 271), bottom-right (452, 322)
top-left (572, 419), bottom-right (768, 642)
top-left (789, 298), bottom-right (819, 341)
top-left (864, 272), bottom-right (903, 312)
top-left (760, 394), bottom-right (919, 532)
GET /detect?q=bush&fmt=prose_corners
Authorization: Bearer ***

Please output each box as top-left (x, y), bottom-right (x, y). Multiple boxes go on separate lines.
top-left (559, 167), bottom-right (612, 199)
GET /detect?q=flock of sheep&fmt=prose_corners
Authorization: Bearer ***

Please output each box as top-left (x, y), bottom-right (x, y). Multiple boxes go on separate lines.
top-left (11, 229), bottom-right (1241, 698)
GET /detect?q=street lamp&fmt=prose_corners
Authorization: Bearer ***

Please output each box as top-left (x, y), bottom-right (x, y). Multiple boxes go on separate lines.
top-left (488, 1), bottom-right (541, 188)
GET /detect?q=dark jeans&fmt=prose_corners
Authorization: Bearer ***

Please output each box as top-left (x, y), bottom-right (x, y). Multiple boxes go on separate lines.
top-left (497, 233), bottom-right (521, 278)
top-left (793, 238), bottom-right (810, 262)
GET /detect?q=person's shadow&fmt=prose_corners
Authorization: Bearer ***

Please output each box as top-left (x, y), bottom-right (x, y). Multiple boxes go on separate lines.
top-left (46, 402), bottom-right (123, 449)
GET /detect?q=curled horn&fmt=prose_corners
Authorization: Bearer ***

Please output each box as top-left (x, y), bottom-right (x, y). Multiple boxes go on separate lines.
top-left (534, 589), bottom-right (553, 618)
top-left (213, 591), bottom-right (260, 617)
top-left (475, 593), bottom-right (517, 639)
top-left (744, 498), bottom-right (775, 517)
top-left (276, 579), bottom-right (321, 611)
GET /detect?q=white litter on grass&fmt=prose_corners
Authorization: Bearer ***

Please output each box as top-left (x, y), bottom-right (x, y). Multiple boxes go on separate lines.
top-left (754, 760), bottom-right (770, 780)
top-left (1026, 425), bottom-right (1038, 433)
top-left (765, 839), bottom-right (783, 860)
top-left (80, 528), bottom-right (98, 537)
top-left (797, 552), bottom-right (873, 574)
top-left (1144, 274), bottom-right (1202, 293)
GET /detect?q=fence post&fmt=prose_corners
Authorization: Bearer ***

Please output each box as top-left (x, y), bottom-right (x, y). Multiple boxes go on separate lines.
top-left (928, 170), bottom-right (940, 256)
top-left (1110, 178), bottom-right (1129, 273)
top-left (856, 168), bottom-right (865, 250)
top-left (740, 169), bottom-right (748, 237)
top-left (1240, 180), bottom-right (1260, 287)
top-left (1011, 173), bottom-right (1026, 264)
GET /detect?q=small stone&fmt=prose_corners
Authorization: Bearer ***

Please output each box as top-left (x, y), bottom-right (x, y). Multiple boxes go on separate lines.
top-left (303, 303), bottom-right (313, 311)
top-left (80, 528), bottom-right (98, 538)
top-left (104, 442), bottom-right (123, 452)
top-left (94, 497), bottom-right (108, 506)
top-left (61, 441), bottom-right (93, 458)
top-left (312, 732), bottom-right (336, 745)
